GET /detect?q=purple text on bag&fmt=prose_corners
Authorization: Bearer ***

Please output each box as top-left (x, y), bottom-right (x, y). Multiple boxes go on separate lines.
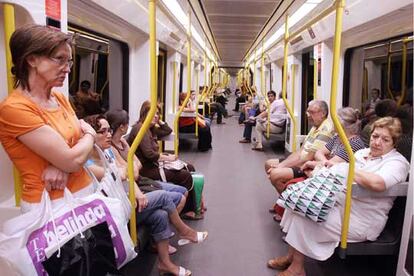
top-left (26, 199), bottom-right (127, 275)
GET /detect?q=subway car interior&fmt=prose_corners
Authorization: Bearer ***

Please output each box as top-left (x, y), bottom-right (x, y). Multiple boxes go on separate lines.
top-left (0, 0), bottom-right (413, 275)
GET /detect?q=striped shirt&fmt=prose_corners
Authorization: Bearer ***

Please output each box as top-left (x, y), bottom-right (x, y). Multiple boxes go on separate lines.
top-left (325, 135), bottom-right (366, 162)
top-left (300, 119), bottom-right (334, 161)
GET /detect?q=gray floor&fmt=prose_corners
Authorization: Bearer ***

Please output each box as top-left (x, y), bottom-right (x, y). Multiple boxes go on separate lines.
top-left (122, 95), bottom-right (398, 276)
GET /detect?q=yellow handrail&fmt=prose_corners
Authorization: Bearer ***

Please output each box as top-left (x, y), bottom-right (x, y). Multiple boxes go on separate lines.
top-left (281, 15), bottom-right (297, 152)
top-left (261, 41), bottom-right (271, 138)
top-left (313, 58), bottom-right (318, 100)
top-left (331, 0), bottom-right (355, 259)
top-left (127, 0), bottom-right (157, 246)
top-left (174, 10), bottom-right (192, 156)
top-left (397, 37), bottom-right (410, 107)
top-left (4, 4), bottom-right (21, 207)
top-left (195, 65), bottom-right (199, 137)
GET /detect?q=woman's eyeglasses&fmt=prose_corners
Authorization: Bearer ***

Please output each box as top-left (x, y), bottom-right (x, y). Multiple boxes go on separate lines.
top-left (96, 128), bottom-right (113, 135)
top-left (49, 56), bottom-right (74, 68)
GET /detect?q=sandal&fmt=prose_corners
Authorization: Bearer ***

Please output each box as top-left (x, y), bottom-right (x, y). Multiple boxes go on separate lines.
top-left (278, 268), bottom-right (306, 276)
top-left (181, 212), bottom-right (204, 220)
top-left (251, 146), bottom-right (264, 151)
top-left (178, 231), bottom-right (208, 246)
top-left (267, 256), bottom-right (292, 270)
top-left (159, 266), bottom-right (192, 276)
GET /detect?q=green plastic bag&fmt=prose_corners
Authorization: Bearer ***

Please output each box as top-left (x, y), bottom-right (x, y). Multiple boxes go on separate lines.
top-left (191, 173), bottom-right (204, 215)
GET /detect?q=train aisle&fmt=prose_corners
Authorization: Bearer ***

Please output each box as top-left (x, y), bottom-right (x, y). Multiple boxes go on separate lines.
top-left (122, 95), bottom-right (391, 276)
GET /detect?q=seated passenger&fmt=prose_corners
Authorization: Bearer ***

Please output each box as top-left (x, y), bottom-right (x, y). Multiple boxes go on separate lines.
top-left (85, 115), bottom-right (207, 276)
top-left (394, 106), bottom-right (413, 161)
top-left (300, 107), bottom-right (366, 174)
top-left (360, 99), bottom-right (397, 146)
top-left (75, 80), bottom-right (101, 116)
top-left (268, 117), bottom-right (409, 276)
top-left (128, 101), bottom-right (204, 220)
top-left (105, 109), bottom-right (188, 213)
top-left (266, 100), bottom-right (334, 193)
top-left (0, 24), bottom-right (96, 213)
top-left (251, 91), bottom-right (287, 151)
top-left (178, 93), bottom-right (212, 152)
top-left (239, 91), bottom-right (283, 144)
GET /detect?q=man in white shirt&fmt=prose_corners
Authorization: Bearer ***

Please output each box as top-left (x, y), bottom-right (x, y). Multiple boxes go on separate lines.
top-left (252, 92), bottom-right (287, 151)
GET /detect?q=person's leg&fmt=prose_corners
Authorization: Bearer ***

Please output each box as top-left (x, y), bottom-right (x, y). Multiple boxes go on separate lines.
top-left (244, 122), bottom-right (254, 141)
top-left (284, 248), bottom-right (306, 275)
top-left (267, 246), bottom-right (294, 270)
top-left (254, 121), bottom-right (266, 148)
top-left (197, 126), bottom-right (212, 151)
top-left (269, 167), bottom-right (295, 194)
top-left (164, 169), bottom-right (197, 214)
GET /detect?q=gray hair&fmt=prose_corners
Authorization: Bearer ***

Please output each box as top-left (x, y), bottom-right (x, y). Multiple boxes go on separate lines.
top-left (309, 100), bottom-right (329, 118)
top-left (338, 107), bottom-right (361, 135)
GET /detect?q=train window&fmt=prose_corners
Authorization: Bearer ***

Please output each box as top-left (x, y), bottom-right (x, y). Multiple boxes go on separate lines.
top-left (344, 34), bottom-right (413, 113)
top-left (405, 219), bottom-right (413, 274)
top-left (68, 25), bottom-right (129, 118)
top-left (301, 51), bottom-right (315, 134)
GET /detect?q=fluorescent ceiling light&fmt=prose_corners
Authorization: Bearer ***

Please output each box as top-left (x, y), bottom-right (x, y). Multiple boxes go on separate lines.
top-left (247, 0), bottom-right (324, 64)
top-left (161, 0), bottom-right (216, 63)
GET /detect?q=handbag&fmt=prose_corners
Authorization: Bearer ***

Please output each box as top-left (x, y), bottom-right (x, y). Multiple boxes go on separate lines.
top-left (277, 167), bottom-right (345, 223)
top-left (158, 159), bottom-right (189, 182)
top-left (0, 189), bottom-right (137, 275)
top-left (137, 176), bottom-right (162, 193)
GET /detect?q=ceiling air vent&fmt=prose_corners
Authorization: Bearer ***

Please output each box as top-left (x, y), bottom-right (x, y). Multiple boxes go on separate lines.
top-left (290, 35), bottom-right (303, 46)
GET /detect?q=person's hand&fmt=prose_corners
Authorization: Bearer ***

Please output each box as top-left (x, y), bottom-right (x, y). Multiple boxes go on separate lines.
top-left (118, 166), bottom-right (128, 181)
top-left (79, 119), bottom-right (96, 139)
top-left (42, 165), bottom-right (69, 191)
top-left (135, 192), bottom-right (148, 212)
top-left (301, 161), bottom-right (318, 171)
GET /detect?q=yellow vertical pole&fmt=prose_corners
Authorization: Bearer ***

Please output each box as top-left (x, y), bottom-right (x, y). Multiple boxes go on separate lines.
top-left (313, 58), bottom-right (318, 100)
top-left (3, 4), bottom-right (21, 207)
top-left (128, 0), bottom-right (158, 246)
top-left (174, 10), bottom-right (192, 156)
top-left (330, 0), bottom-right (355, 259)
top-left (386, 43), bottom-right (395, 100)
top-left (261, 41), bottom-right (271, 138)
top-left (281, 15), bottom-right (297, 152)
top-left (202, 49), bottom-right (207, 117)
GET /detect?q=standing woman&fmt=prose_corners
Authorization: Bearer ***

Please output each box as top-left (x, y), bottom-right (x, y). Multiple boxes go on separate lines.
top-left (0, 25), bottom-right (96, 212)
top-left (128, 101), bottom-right (203, 220)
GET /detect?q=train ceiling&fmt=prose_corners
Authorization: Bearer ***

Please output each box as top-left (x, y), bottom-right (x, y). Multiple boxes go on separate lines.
top-left (199, 0), bottom-right (282, 74)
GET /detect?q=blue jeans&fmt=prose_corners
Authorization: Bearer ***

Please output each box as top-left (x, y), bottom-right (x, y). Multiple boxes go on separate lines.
top-left (243, 121), bottom-right (254, 140)
top-left (136, 190), bottom-right (176, 242)
top-left (157, 181), bottom-right (187, 206)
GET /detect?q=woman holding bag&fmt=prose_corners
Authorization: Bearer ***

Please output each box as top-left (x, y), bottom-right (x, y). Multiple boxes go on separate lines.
top-left (0, 25), bottom-right (96, 213)
top-left (128, 101), bottom-right (204, 220)
top-left (267, 117), bottom-right (409, 276)
top-left (85, 115), bottom-right (208, 276)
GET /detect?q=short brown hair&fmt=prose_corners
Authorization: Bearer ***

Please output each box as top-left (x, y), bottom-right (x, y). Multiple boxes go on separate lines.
top-left (371, 116), bottom-right (402, 145)
top-left (9, 24), bottom-right (73, 91)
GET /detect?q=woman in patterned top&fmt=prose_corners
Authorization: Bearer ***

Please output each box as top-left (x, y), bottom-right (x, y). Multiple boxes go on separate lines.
top-left (301, 107), bottom-right (366, 174)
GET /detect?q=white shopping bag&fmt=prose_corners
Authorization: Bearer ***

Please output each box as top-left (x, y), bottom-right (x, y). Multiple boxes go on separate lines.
top-left (0, 189), bottom-right (136, 276)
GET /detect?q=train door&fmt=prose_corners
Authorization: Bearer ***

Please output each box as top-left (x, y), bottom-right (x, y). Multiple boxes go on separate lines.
top-left (300, 51), bottom-right (315, 134)
top-left (179, 62), bottom-right (184, 93)
top-left (157, 48), bottom-right (167, 119)
top-left (68, 26), bottom-right (129, 118)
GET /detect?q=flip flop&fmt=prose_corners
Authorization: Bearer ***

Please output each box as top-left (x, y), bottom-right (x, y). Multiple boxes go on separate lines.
top-left (181, 213), bottom-right (204, 220)
top-left (178, 231), bottom-right (208, 246)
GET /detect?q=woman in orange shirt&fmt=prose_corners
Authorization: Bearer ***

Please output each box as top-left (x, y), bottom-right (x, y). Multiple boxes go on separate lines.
top-left (0, 25), bottom-right (96, 212)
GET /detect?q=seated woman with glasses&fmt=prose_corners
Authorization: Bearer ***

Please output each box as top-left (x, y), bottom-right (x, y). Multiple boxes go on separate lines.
top-left (84, 114), bottom-right (208, 276)
top-left (268, 117), bottom-right (409, 276)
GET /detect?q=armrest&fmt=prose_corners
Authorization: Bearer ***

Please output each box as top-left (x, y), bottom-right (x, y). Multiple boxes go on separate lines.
top-left (351, 182), bottom-right (409, 197)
